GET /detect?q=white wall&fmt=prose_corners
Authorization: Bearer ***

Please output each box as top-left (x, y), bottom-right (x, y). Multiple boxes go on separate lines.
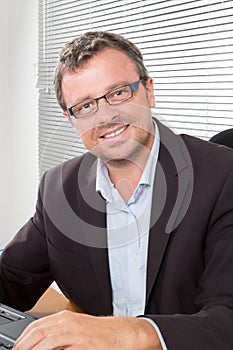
top-left (0, 0), bottom-right (38, 247)
top-left (0, 0), bottom-right (10, 247)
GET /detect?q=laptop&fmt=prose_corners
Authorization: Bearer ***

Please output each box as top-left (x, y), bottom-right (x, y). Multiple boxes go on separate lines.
top-left (0, 303), bottom-right (36, 349)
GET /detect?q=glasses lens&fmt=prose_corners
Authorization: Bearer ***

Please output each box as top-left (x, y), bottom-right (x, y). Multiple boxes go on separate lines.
top-left (107, 85), bottom-right (132, 104)
top-left (72, 99), bottom-right (97, 118)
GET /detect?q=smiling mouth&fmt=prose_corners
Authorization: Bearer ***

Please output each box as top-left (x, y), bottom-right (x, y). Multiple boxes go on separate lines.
top-left (101, 124), bottom-right (129, 139)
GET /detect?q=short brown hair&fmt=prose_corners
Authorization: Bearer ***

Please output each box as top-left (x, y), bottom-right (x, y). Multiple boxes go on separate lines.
top-left (54, 31), bottom-right (149, 111)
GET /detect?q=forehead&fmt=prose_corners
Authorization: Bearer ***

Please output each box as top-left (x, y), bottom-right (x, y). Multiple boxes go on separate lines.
top-left (61, 48), bottom-right (139, 105)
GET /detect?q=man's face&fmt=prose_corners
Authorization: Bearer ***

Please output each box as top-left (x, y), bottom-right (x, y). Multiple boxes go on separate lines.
top-left (62, 48), bottom-right (155, 162)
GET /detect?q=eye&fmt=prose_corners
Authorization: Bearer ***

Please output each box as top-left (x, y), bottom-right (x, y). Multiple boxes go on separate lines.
top-left (72, 100), bottom-right (95, 116)
top-left (81, 102), bottom-right (93, 110)
top-left (114, 89), bottom-right (126, 97)
top-left (108, 86), bottom-right (131, 102)
top-left (113, 88), bottom-right (128, 98)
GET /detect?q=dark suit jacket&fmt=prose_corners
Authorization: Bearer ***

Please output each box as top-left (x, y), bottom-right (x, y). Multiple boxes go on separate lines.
top-left (0, 121), bottom-right (233, 349)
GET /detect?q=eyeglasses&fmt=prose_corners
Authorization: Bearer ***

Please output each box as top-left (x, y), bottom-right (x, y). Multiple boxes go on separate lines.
top-left (67, 78), bottom-right (146, 119)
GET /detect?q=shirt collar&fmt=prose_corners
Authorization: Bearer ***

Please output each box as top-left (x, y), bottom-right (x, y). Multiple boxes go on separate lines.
top-left (140, 121), bottom-right (160, 186)
top-left (96, 120), bottom-right (160, 202)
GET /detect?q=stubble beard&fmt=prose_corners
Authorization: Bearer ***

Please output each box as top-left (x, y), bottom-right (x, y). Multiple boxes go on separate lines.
top-left (92, 127), bottom-right (154, 169)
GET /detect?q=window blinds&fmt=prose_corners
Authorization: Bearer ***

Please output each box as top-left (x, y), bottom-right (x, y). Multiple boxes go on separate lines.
top-left (38, 0), bottom-right (233, 176)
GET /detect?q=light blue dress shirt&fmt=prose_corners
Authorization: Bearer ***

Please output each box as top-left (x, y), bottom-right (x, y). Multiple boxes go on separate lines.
top-left (96, 122), bottom-right (168, 350)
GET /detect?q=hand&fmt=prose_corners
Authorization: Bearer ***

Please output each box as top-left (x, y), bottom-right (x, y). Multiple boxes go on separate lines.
top-left (13, 310), bottom-right (161, 350)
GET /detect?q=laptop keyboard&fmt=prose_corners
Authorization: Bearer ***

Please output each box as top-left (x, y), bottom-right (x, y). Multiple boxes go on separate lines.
top-left (0, 336), bottom-right (14, 349)
top-left (0, 304), bottom-right (35, 349)
top-left (0, 311), bottom-right (21, 326)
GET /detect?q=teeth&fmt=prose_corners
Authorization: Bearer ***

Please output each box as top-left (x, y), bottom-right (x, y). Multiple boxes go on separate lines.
top-left (103, 125), bottom-right (127, 139)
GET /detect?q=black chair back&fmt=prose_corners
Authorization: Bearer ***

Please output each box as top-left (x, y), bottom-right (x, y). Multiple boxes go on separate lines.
top-left (209, 129), bottom-right (233, 149)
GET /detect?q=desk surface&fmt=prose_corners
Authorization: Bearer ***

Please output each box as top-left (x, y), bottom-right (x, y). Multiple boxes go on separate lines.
top-left (28, 288), bottom-right (82, 318)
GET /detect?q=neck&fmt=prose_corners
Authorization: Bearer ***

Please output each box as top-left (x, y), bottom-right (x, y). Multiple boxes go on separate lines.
top-left (106, 142), bottom-right (153, 203)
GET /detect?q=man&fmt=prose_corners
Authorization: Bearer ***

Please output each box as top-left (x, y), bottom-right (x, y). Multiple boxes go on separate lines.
top-left (0, 31), bottom-right (232, 349)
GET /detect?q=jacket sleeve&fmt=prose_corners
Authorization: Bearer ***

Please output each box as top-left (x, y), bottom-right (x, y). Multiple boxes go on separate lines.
top-left (145, 166), bottom-right (233, 349)
top-left (0, 173), bottom-right (53, 311)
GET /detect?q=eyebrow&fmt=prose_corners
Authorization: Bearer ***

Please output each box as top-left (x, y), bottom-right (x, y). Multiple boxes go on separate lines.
top-left (71, 80), bottom-right (132, 106)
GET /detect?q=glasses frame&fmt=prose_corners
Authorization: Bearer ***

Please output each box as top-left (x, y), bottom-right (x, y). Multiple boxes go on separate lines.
top-left (67, 77), bottom-right (146, 119)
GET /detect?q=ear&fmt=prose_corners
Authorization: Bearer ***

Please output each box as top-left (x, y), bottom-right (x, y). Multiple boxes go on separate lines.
top-left (63, 110), bottom-right (73, 124)
top-left (145, 77), bottom-right (156, 108)
top-left (63, 110), bottom-right (77, 128)
top-left (62, 110), bottom-right (70, 121)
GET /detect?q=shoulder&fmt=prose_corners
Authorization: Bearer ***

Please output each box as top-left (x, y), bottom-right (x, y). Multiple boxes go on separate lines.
top-left (157, 119), bottom-right (233, 189)
top-left (44, 151), bottom-right (96, 179)
top-left (39, 151), bottom-right (97, 194)
top-left (157, 119), bottom-right (233, 170)
top-left (179, 134), bottom-right (233, 192)
top-left (181, 134), bottom-right (233, 170)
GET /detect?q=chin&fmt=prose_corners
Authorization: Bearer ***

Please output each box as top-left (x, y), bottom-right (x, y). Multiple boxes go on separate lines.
top-left (101, 150), bottom-right (140, 164)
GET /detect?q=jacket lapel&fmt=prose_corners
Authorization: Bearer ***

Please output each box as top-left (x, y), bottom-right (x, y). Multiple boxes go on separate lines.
top-left (78, 153), bottom-right (113, 315)
top-left (146, 121), bottom-right (194, 304)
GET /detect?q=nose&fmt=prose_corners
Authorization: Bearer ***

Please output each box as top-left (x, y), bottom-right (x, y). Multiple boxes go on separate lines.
top-left (95, 99), bottom-right (119, 125)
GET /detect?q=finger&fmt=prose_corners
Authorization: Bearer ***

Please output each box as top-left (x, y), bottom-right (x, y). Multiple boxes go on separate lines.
top-left (16, 331), bottom-right (78, 350)
top-left (15, 311), bottom-right (73, 347)
top-left (14, 320), bottom-right (60, 349)
top-left (13, 324), bottom-right (46, 350)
